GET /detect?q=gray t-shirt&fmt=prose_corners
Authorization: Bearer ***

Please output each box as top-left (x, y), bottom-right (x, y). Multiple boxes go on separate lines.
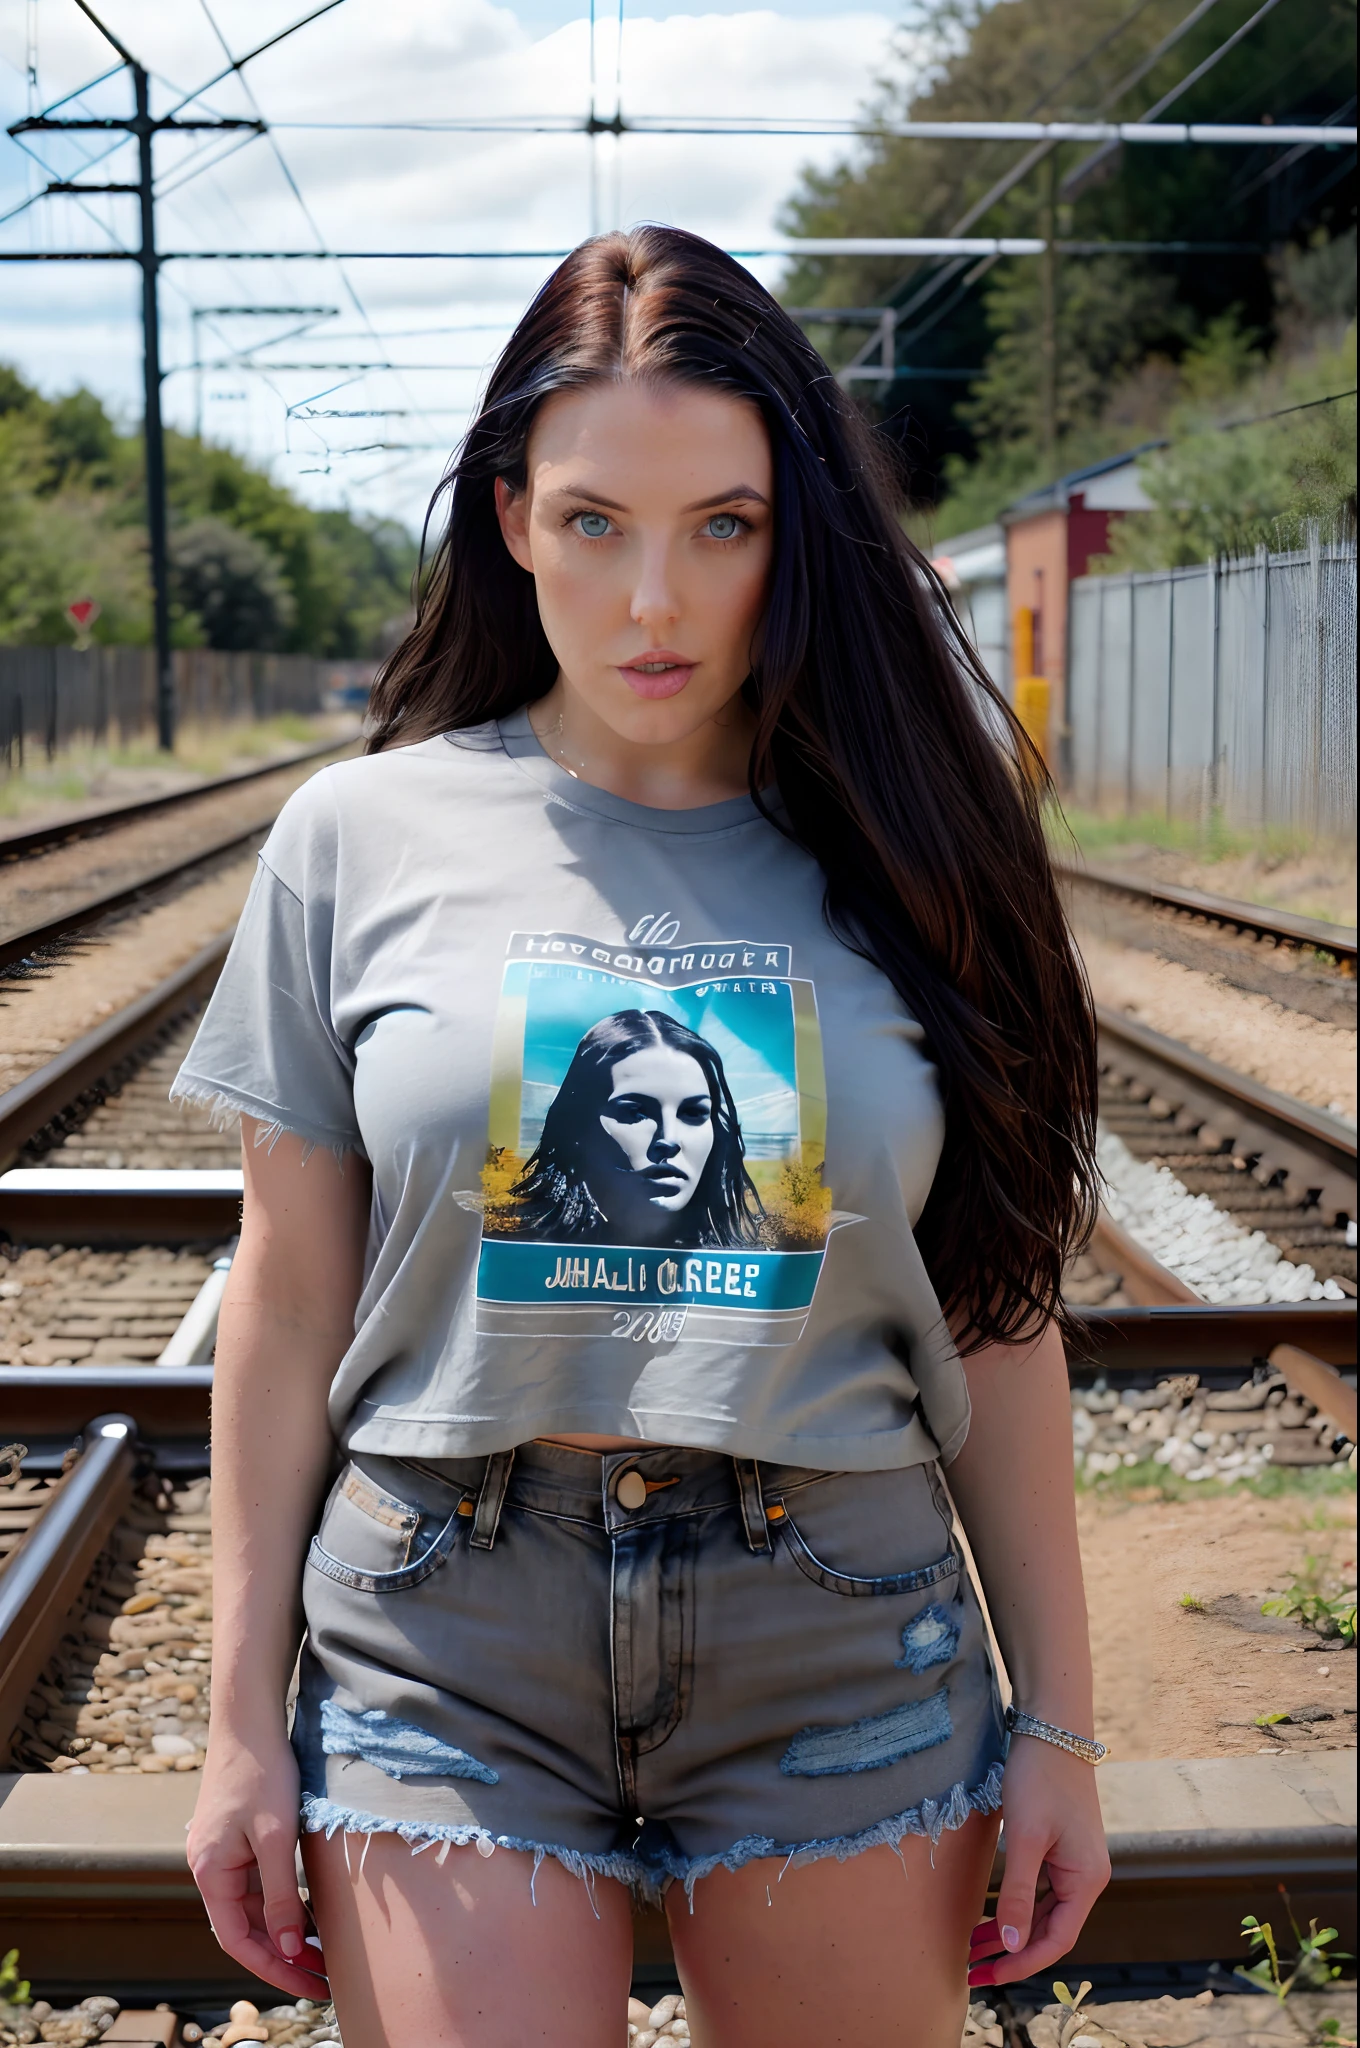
top-left (172, 710), bottom-right (969, 1470)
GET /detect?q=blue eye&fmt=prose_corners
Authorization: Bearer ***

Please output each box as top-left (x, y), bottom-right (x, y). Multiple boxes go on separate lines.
top-left (577, 512), bottom-right (611, 539)
top-left (705, 513), bottom-right (740, 540)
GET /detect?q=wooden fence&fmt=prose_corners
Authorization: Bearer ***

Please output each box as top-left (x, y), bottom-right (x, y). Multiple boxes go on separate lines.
top-left (0, 646), bottom-right (365, 767)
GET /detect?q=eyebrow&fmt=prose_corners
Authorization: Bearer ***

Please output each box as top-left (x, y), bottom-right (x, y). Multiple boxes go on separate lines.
top-left (542, 483), bottom-right (770, 513)
top-left (682, 484), bottom-right (770, 512)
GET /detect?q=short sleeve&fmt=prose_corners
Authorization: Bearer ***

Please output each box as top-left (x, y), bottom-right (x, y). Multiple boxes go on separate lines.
top-left (170, 810), bottom-right (365, 1158)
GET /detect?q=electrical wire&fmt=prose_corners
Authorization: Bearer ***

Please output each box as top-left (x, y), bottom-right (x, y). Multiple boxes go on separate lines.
top-left (1226, 95), bottom-right (1356, 210)
top-left (1062, 0), bottom-right (1285, 196)
top-left (835, 1), bottom-right (1231, 377)
top-left (188, 0), bottom-right (438, 482)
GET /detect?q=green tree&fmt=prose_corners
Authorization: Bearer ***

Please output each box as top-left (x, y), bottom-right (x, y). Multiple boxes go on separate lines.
top-left (1103, 316), bottom-right (1357, 567)
top-left (779, 0), bottom-right (1356, 507)
top-left (0, 365), bottom-right (418, 652)
top-left (171, 517), bottom-right (298, 650)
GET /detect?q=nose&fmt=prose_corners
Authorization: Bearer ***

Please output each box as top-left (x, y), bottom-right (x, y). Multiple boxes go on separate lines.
top-left (630, 536), bottom-right (681, 632)
top-left (649, 1132), bottom-right (681, 1162)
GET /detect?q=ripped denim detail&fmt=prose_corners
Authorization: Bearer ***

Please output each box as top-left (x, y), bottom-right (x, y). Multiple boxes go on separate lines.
top-left (299, 1793), bottom-right (666, 1905)
top-left (320, 1699), bottom-right (499, 1784)
top-left (299, 1758), bottom-right (1007, 1913)
top-left (896, 1604), bottom-right (961, 1674)
top-left (651, 1756), bottom-right (1007, 1905)
top-left (779, 1688), bottom-right (952, 1778)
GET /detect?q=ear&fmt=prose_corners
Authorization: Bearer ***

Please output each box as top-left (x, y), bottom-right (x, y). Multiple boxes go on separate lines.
top-left (494, 476), bottom-right (534, 574)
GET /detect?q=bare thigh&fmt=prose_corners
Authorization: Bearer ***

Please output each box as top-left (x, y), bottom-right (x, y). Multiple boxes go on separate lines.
top-left (302, 1830), bottom-right (634, 2048)
top-left (667, 1810), bottom-right (1001, 2048)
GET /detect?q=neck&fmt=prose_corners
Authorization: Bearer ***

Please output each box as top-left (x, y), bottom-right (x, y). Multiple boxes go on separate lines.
top-left (528, 677), bottom-right (757, 809)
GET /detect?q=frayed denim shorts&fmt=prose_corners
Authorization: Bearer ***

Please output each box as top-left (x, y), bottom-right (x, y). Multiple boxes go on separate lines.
top-left (293, 1439), bottom-right (1007, 1904)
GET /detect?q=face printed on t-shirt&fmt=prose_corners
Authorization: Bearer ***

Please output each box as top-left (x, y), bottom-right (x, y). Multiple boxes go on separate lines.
top-left (590, 1043), bottom-right (717, 1240)
top-left (470, 923), bottom-right (855, 1346)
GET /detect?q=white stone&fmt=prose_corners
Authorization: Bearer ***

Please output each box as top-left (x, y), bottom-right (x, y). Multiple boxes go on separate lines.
top-left (151, 1733), bottom-right (195, 1757)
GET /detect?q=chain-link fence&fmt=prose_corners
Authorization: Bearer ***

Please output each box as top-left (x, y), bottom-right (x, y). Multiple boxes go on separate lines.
top-left (0, 646), bottom-right (368, 768)
top-left (1066, 527), bottom-right (1357, 839)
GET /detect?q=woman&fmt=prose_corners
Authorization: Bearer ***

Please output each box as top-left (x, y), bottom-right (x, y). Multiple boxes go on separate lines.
top-left (177, 225), bottom-right (1109, 2047)
top-left (506, 1008), bottom-right (764, 1248)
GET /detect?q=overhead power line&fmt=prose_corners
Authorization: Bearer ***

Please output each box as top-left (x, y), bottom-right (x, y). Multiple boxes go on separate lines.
top-left (1215, 386), bottom-right (1356, 432)
top-left (186, 361), bottom-right (498, 370)
top-left (0, 238), bottom-right (1270, 262)
top-left (251, 118), bottom-right (1354, 145)
top-left (838, 0), bottom-right (1241, 383)
top-left (840, 0), bottom-right (1326, 387)
top-left (164, 0), bottom-right (349, 118)
top-left (1062, 0), bottom-right (1287, 195)
top-left (5, 0), bottom-right (361, 749)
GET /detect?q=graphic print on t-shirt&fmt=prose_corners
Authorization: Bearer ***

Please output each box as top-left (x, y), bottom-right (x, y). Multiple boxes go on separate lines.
top-left (472, 927), bottom-right (843, 1344)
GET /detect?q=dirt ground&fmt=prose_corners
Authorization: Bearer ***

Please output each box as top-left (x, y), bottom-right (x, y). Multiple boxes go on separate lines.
top-left (0, 854), bottom-right (255, 1088)
top-left (1078, 1483), bottom-right (1357, 1761)
top-left (1069, 836), bottom-right (1358, 930)
top-left (1079, 932), bottom-right (1358, 1121)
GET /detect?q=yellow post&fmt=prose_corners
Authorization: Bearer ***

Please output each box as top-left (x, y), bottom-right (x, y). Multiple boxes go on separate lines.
top-left (1011, 606), bottom-right (1050, 766)
top-left (1014, 675), bottom-right (1051, 764)
top-left (1013, 605), bottom-right (1035, 681)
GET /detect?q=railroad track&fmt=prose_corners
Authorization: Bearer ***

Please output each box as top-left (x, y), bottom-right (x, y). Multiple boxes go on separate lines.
top-left (0, 735), bottom-right (350, 865)
top-left (1059, 860), bottom-right (1358, 973)
top-left (1096, 1003), bottom-right (1357, 1296)
top-left (0, 738), bottom-right (356, 983)
top-left (0, 738), bottom-right (356, 1173)
top-left (0, 1169), bottom-right (1353, 2009)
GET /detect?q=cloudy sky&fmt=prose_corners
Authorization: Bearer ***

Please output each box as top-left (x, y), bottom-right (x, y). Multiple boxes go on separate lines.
top-left (0, 0), bottom-right (909, 528)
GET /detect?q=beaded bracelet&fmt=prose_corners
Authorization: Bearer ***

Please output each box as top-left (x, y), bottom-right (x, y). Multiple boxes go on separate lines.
top-left (1005, 1703), bottom-right (1108, 1766)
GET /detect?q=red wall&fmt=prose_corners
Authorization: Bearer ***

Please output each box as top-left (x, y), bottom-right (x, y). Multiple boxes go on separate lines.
top-left (1066, 491), bottom-right (1115, 581)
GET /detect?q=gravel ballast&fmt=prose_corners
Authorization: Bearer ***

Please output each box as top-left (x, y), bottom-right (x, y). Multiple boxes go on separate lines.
top-left (0, 1246), bottom-right (219, 1367)
top-left (1097, 1127), bottom-right (1352, 1304)
top-left (1080, 935), bottom-right (1357, 1122)
top-left (2, 1987), bottom-right (1355, 2046)
top-left (8, 1470), bottom-right (213, 1778)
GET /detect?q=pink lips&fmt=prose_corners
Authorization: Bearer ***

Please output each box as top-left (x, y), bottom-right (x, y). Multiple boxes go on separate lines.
top-left (618, 652), bottom-right (695, 700)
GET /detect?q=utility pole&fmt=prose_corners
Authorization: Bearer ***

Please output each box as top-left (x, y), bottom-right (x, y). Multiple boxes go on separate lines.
top-left (133, 64), bottom-right (173, 751)
top-left (1039, 151), bottom-right (1059, 475)
top-left (9, 10), bottom-right (261, 751)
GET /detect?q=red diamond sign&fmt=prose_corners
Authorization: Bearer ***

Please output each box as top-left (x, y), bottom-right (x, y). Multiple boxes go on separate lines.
top-left (67, 597), bottom-right (101, 632)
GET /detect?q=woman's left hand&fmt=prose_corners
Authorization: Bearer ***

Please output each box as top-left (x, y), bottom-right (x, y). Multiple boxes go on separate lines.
top-left (967, 1736), bottom-right (1111, 1988)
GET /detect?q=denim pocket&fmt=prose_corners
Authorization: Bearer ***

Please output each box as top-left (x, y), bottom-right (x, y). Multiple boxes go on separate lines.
top-left (769, 1465), bottom-right (960, 1599)
top-left (306, 1461), bottom-right (468, 1594)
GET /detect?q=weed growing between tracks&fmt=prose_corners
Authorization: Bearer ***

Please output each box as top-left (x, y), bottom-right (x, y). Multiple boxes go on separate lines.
top-left (1076, 1460), bottom-right (1358, 1505)
top-left (1262, 1556), bottom-right (1358, 1645)
top-left (1050, 801), bottom-right (1358, 930)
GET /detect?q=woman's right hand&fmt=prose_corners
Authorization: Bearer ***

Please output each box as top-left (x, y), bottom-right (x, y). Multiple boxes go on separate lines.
top-left (187, 1729), bottom-right (328, 1997)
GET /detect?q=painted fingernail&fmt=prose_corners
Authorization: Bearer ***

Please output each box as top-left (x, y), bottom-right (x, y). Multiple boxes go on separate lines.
top-left (279, 1929), bottom-right (303, 1958)
top-left (1001, 1925), bottom-right (1022, 1951)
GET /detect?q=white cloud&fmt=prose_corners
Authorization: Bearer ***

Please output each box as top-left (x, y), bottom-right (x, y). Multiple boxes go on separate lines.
top-left (0, 0), bottom-right (899, 526)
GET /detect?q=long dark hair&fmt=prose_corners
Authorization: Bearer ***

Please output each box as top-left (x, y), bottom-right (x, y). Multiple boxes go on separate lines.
top-left (508, 1010), bottom-right (764, 1249)
top-left (369, 225), bottom-right (1098, 1346)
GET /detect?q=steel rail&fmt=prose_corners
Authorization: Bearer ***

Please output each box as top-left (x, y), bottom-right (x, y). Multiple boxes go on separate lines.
top-left (1087, 1209), bottom-right (1357, 1432)
top-left (0, 931), bottom-right (234, 1171)
top-left (0, 736), bottom-right (354, 864)
top-left (0, 1754), bottom-right (1350, 1996)
top-left (1096, 1005), bottom-right (1358, 1221)
top-left (0, 1366), bottom-right (214, 1441)
top-left (1061, 861), bottom-right (1358, 967)
top-left (0, 1303), bottom-right (1352, 1447)
top-left (0, 824), bottom-right (266, 977)
top-left (0, 1414), bottom-right (137, 1769)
